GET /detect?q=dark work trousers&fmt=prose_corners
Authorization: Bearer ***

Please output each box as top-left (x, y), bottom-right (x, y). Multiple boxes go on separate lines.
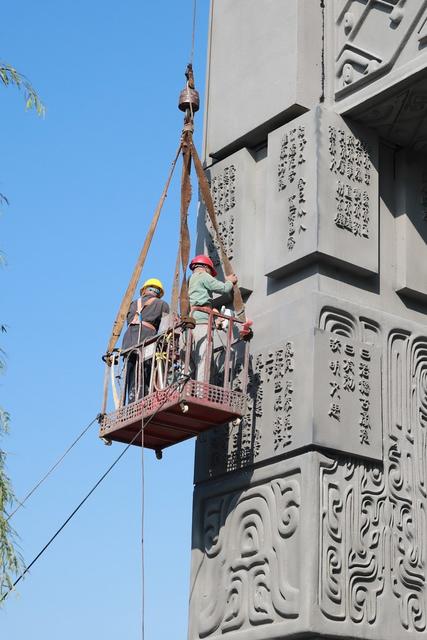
top-left (125, 352), bottom-right (155, 403)
top-left (123, 326), bottom-right (155, 403)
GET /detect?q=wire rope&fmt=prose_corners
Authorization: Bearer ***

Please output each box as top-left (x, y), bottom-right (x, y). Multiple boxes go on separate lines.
top-left (0, 375), bottom-right (190, 605)
top-left (6, 415), bottom-right (99, 522)
top-left (190, 0), bottom-right (197, 65)
top-left (141, 363), bottom-right (145, 640)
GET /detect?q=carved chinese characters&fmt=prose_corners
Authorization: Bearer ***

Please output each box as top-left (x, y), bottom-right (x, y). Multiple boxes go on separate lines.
top-left (196, 340), bottom-right (299, 482)
top-left (329, 126), bottom-right (371, 238)
top-left (314, 329), bottom-right (382, 461)
top-left (200, 148), bottom-right (256, 293)
top-left (286, 181), bottom-right (307, 251)
top-left (265, 107), bottom-right (379, 279)
top-left (195, 323), bottom-right (382, 486)
top-left (277, 126), bottom-right (306, 191)
top-left (358, 350), bottom-right (372, 445)
top-left (226, 356), bottom-right (262, 472)
top-left (277, 127), bottom-right (308, 252)
top-left (327, 338), bottom-right (373, 445)
top-left (206, 164), bottom-right (236, 262)
top-left (271, 343), bottom-right (295, 452)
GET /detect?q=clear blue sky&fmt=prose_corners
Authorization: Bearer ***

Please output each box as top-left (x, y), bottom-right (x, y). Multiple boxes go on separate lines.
top-left (1, 2), bottom-right (210, 637)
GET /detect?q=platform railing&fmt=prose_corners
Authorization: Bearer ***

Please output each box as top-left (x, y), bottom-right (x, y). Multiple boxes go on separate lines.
top-left (101, 309), bottom-right (250, 418)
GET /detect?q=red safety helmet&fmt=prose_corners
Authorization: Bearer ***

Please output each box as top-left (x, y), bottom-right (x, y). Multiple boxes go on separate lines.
top-left (189, 254), bottom-right (217, 277)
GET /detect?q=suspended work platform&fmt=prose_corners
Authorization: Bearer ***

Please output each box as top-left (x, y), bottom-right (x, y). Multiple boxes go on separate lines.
top-left (99, 379), bottom-right (246, 450)
top-left (99, 310), bottom-right (251, 452)
top-left (99, 65), bottom-right (253, 453)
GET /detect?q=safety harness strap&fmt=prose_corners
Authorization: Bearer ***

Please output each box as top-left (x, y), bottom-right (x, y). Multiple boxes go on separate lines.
top-left (130, 295), bottom-right (157, 325)
top-left (189, 138), bottom-right (246, 321)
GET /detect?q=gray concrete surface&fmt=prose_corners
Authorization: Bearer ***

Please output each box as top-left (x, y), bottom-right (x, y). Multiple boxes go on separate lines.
top-left (189, 1), bottom-right (427, 639)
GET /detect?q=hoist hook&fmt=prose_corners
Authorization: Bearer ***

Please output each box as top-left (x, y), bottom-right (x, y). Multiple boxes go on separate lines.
top-left (178, 63), bottom-right (199, 122)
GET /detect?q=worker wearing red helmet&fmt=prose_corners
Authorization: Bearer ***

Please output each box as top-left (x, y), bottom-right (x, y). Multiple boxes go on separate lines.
top-left (189, 254), bottom-right (238, 381)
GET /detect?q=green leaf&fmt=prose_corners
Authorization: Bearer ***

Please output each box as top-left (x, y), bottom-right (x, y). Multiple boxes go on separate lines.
top-left (0, 62), bottom-right (45, 116)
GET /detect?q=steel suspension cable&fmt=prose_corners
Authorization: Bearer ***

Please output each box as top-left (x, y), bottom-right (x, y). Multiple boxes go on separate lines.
top-left (6, 415), bottom-right (99, 522)
top-left (141, 369), bottom-right (145, 640)
top-left (190, 0), bottom-right (197, 66)
top-left (170, 238), bottom-right (182, 320)
top-left (106, 142), bottom-right (182, 359)
top-left (0, 375), bottom-right (190, 606)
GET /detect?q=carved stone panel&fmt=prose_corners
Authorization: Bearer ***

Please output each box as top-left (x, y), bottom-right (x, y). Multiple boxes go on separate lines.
top-left (395, 149), bottom-right (427, 300)
top-left (313, 329), bottom-right (382, 459)
top-left (195, 331), bottom-right (314, 482)
top-left (329, 1), bottom-right (427, 148)
top-left (197, 148), bottom-right (256, 294)
top-left (265, 107), bottom-right (379, 278)
top-left (316, 327), bottom-right (427, 637)
top-left (189, 457), bottom-right (315, 640)
top-left (319, 457), bottom-right (386, 627)
top-left (315, 302), bottom-right (427, 636)
top-left (386, 330), bottom-right (427, 632)
top-left (329, 0), bottom-right (427, 105)
top-left (192, 291), bottom-right (427, 638)
top-left (191, 407), bottom-right (427, 640)
top-left (195, 324), bottom-right (382, 484)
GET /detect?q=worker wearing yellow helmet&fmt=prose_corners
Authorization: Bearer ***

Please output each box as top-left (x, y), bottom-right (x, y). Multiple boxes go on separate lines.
top-left (140, 278), bottom-right (164, 296)
top-left (122, 277), bottom-right (169, 402)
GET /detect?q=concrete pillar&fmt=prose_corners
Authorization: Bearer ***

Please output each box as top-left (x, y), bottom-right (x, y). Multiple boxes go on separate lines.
top-left (189, 2), bottom-right (427, 639)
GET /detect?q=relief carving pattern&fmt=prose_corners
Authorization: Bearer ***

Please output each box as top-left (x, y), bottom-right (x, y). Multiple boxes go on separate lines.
top-left (319, 309), bottom-right (386, 626)
top-left (318, 307), bottom-right (427, 631)
top-left (334, 0), bottom-right (427, 98)
top-left (319, 457), bottom-right (386, 623)
top-left (196, 472), bottom-right (301, 638)
top-left (387, 332), bottom-right (427, 631)
top-left (197, 306), bottom-right (427, 634)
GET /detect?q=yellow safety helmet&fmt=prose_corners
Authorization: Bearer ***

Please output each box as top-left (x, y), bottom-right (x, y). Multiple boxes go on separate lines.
top-left (140, 278), bottom-right (164, 297)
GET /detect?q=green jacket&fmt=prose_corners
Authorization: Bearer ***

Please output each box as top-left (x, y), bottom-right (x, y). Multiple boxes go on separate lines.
top-left (189, 271), bottom-right (233, 324)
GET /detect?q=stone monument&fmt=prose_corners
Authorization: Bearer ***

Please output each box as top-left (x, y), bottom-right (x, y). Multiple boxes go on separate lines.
top-left (189, 2), bottom-right (427, 639)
